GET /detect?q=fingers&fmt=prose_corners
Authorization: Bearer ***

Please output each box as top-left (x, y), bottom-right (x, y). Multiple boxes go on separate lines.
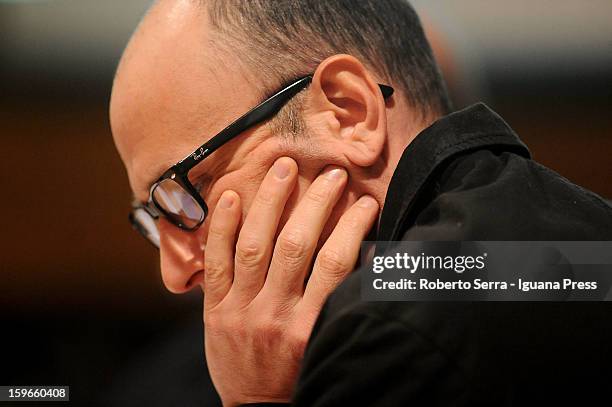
top-left (302, 195), bottom-right (379, 312)
top-left (204, 190), bottom-right (241, 312)
top-left (264, 166), bottom-right (348, 299)
top-left (230, 157), bottom-right (298, 303)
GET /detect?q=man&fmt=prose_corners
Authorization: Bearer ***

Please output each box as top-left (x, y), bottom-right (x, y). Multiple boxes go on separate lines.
top-left (110, 0), bottom-right (612, 406)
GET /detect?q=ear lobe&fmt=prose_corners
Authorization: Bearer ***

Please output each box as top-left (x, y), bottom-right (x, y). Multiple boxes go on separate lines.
top-left (310, 54), bottom-right (387, 167)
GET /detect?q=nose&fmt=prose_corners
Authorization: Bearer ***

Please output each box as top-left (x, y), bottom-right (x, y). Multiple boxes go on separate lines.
top-left (158, 218), bottom-right (206, 294)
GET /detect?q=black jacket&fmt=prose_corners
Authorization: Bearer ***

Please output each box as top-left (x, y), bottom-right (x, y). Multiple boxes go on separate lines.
top-left (287, 104), bottom-right (612, 406)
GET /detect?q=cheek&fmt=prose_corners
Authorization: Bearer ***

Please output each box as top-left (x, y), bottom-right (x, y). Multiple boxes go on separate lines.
top-left (205, 169), bottom-right (265, 222)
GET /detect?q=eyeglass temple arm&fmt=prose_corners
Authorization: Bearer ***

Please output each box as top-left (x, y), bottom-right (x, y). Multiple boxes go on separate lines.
top-left (175, 75), bottom-right (394, 173)
top-left (174, 76), bottom-right (313, 172)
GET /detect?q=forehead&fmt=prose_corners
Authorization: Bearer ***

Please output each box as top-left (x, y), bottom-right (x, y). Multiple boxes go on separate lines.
top-left (110, 0), bottom-right (259, 201)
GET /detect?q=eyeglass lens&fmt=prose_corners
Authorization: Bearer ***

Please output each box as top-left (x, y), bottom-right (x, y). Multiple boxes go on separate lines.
top-left (152, 178), bottom-right (204, 229)
top-left (131, 207), bottom-right (160, 248)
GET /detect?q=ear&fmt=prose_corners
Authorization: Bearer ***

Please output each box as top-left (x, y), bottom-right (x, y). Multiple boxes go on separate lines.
top-left (309, 54), bottom-right (387, 167)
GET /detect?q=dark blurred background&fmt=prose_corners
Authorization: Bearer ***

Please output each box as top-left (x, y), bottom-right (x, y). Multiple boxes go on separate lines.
top-left (1, 0), bottom-right (610, 405)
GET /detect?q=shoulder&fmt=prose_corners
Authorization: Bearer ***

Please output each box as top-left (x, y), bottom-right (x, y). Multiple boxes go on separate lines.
top-left (406, 149), bottom-right (612, 240)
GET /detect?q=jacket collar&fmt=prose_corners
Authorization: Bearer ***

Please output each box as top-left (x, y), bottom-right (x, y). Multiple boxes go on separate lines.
top-left (377, 103), bottom-right (531, 241)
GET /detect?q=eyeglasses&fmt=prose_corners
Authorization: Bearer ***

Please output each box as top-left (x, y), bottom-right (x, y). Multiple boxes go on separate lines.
top-left (129, 74), bottom-right (394, 248)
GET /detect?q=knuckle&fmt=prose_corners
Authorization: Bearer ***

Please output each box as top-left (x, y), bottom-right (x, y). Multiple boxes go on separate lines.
top-left (285, 323), bottom-right (310, 360)
top-left (277, 230), bottom-right (310, 262)
top-left (289, 330), bottom-right (309, 354)
top-left (204, 257), bottom-right (226, 282)
top-left (207, 225), bottom-right (225, 242)
top-left (305, 186), bottom-right (329, 206)
top-left (232, 320), bottom-right (249, 340)
top-left (207, 223), bottom-right (227, 240)
top-left (316, 248), bottom-right (350, 276)
top-left (341, 212), bottom-right (364, 231)
top-left (205, 308), bottom-right (235, 335)
top-left (254, 187), bottom-right (276, 207)
top-left (251, 317), bottom-right (284, 344)
top-left (203, 310), bottom-right (223, 331)
top-left (235, 239), bottom-right (266, 266)
top-left (260, 319), bottom-right (283, 338)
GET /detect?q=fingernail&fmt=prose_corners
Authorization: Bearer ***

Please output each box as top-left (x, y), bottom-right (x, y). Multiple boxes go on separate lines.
top-left (326, 167), bottom-right (346, 180)
top-left (220, 192), bottom-right (234, 209)
top-left (357, 195), bottom-right (377, 208)
top-left (273, 158), bottom-right (291, 180)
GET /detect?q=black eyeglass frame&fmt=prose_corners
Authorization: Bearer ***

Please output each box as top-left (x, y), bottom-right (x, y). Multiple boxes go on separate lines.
top-left (130, 74), bottom-right (394, 234)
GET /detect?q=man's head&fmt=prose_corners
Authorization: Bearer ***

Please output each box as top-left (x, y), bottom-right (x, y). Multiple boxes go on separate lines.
top-left (110, 0), bottom-right (450, 293)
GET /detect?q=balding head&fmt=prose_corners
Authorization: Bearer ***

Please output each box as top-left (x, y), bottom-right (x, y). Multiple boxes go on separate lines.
top-left (111, 0), bottom-right (261, 202)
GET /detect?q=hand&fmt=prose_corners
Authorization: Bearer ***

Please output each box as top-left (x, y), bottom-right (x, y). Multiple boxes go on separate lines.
top-left (203, 157), bottom-right (379, 406)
